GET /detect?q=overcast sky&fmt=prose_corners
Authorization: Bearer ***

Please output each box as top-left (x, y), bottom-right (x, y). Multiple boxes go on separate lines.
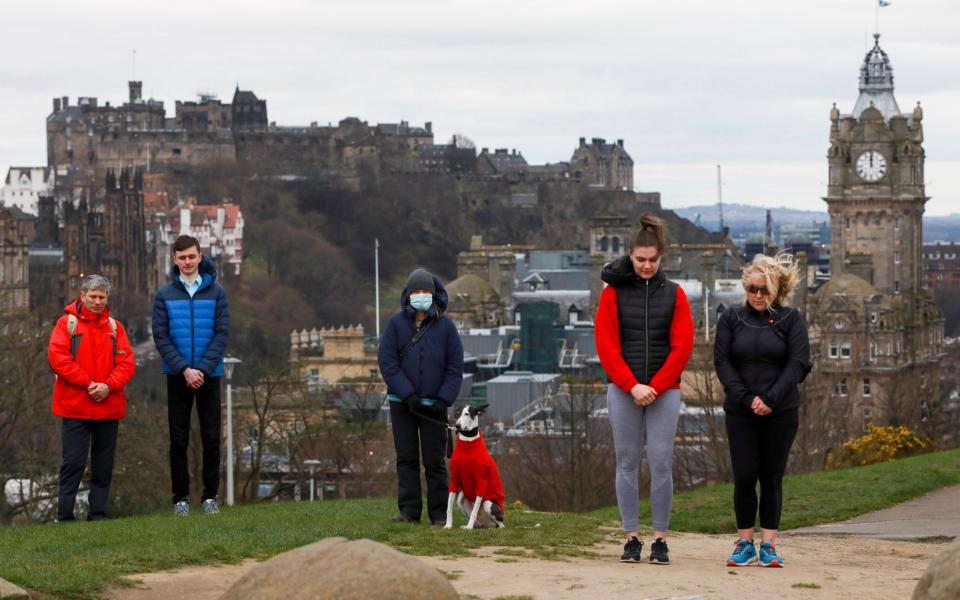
top-left (1, 0), bottom-right (957, 215)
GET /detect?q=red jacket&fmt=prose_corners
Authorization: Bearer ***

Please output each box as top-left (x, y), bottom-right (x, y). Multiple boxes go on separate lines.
top-left (448, 433), bottom-right (505, 510)
top-left (595, 284), bottom-right (694, 395)
top-left (48, 302), bottom-right (135, 420)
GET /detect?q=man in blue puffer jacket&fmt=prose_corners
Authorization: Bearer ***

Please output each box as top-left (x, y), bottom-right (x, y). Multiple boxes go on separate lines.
top-left (379, 268), bottom-right (463, 525)
top-left (152, 235), bottom-right (230, 516)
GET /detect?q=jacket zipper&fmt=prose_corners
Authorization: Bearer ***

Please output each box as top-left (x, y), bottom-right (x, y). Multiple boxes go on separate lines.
top-left (189, 290), bottom-right (196, 367)
top-left (644, 279), bottom-right (650, 382)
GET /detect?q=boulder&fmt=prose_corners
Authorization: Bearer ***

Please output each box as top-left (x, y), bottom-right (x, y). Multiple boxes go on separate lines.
top-left (913, 539), bottom-right (960, 600)
top-left (0, 576), bottom-right (29, 600)
top-left (219, 537), bottom-right (458, 600)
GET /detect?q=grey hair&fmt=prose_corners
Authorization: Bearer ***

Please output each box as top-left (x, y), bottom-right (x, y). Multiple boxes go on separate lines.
top-left (81, 274), bottom-right (112, 294)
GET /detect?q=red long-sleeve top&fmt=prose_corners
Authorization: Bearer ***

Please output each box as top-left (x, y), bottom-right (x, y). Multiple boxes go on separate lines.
top-left (594, 284), bottom-right (694, 395)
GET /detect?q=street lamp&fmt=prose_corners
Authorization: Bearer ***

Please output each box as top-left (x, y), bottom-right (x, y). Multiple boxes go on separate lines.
top-left (303, 459), bottom-right (321, 502)
top-left (223, 356), bottom-right (242, 507)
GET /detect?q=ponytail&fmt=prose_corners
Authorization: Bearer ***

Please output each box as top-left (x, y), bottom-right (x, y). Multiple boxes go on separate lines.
top-left (629, 213), bottom-right (666, 256)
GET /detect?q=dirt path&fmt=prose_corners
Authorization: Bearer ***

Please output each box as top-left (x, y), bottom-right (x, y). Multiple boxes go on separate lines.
top-left (107, 533), bottom-right (939, 599)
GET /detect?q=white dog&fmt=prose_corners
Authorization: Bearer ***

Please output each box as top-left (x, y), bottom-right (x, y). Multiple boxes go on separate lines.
top-left (444, 403), bottom-right (506, 529)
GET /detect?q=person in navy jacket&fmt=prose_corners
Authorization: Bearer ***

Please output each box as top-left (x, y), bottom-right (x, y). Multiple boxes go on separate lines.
top-left (378, 268), bottom-right (464, 524)
top-left (152, 235), bottom-right (230, 516)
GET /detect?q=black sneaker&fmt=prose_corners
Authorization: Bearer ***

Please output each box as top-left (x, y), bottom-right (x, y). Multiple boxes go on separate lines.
top-left (649, 537), bottom-right (670, 564)
top-left (620, 536), bottom-right (643, 562)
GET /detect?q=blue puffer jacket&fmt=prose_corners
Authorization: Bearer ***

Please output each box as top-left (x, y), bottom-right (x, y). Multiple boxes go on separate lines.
top-left (378, 276), bottom-right (464, 406)
top-left (152, 255), bottom-right (230, 376)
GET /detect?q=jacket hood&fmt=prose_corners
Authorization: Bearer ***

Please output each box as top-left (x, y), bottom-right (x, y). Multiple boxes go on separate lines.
top-left (600, 255), bottom-right (666, 288)
top-left (64, 301), bottom-right (111, 323)
top-left (169, 254), bottom-right (218, 286)
top-left (400, 275), bottom-right (449, 318)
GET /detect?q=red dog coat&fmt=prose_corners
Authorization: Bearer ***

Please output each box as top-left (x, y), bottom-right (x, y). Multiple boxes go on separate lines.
top-left (448, 432), bottom-right (505, 510)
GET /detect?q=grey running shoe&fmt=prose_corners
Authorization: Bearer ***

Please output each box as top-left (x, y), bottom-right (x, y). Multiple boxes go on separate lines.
top-left (202, 498), bottom-right (220, 514)
top-left (174, 500), bottom-right (190, 517)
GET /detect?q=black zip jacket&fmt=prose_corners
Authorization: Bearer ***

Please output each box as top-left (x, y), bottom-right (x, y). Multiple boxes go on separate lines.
top-left (714, 304), bottom-right (811, 421)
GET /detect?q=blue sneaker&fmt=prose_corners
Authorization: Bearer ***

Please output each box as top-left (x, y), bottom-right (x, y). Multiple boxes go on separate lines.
top-left (726, 539), bottom-right (757, 566)
top-left (759, 541), bottom-right (784, 567)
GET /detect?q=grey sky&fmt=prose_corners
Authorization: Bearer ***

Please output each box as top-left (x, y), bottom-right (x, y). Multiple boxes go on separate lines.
top-left (1, 0), bottom-right (957, 214)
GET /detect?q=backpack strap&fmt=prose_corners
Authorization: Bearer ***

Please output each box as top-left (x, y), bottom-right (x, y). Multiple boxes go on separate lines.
top-left (65, 314), bottom-right (119, 362)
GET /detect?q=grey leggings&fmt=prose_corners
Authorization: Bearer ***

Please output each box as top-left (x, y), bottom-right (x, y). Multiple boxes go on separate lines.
top-left (607, 384), bottom-right (681, 532)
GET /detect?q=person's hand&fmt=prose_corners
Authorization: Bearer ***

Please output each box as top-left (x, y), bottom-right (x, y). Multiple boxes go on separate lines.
top-left (630, 383), bottom-right (658, 407)
top-left (431, 402), bottom-right (449, 420)
top-left (88, 382), bottom-right (110, 402)
top-left (751, 396), bottom-right (772, 416)
top-left (184, 368), bottom-right (205, 389)
top-left (404, 394), bottom-right (421, 412)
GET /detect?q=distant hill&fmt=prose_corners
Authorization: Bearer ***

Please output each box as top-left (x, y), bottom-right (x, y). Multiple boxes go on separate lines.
top-left (673, 203), bottom-right (960, 242)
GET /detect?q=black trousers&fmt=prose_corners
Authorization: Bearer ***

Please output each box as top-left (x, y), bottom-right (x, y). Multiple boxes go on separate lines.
top-left (725, 415), bottom-right (798, 530)
top-left (58, 418), bottom-right (119, 521)
top-left (168, 375), bottom-right (221, 503)
top-left (390, 401), bottom-right (448, 521)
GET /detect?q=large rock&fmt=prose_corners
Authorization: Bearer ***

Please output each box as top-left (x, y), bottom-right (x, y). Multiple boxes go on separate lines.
top-left (0, 576), bottom-right (29, 600)
top-left (913, 539), bottom-right (960, 600)
top-left (219, 537), bottom-right (458, 600)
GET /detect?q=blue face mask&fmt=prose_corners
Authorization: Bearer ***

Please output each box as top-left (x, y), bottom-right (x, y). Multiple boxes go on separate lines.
top-left (410, 293), bottom-right (433, 312)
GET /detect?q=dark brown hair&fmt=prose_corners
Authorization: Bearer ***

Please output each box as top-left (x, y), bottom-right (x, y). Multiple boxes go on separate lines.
top-left (171, 235), bottom-right (201, 255)
top-left (628, 213), bottom-right (666, 256)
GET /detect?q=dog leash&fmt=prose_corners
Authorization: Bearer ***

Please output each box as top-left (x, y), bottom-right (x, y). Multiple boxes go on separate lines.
top-left (410, 406), bottom-right (457, 459)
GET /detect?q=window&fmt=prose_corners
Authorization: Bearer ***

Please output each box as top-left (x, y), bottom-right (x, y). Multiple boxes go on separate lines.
top-left (863, 378), bottom-right (871, 396)
top-left (835, 378), bottom-right (848, 396)
top-left (845, 218), bottom-right (851, 230)
top-left (829, 341), bottom-right (839, 359)
top-left (870, 342), bottom-right (877, 360)
top-left (864, 407), bottom-right (872, 419)
top-left (611, 237), bottom-right (620, 253)
top-left (894, 251), bottom-right (900, 264)
top-left (599, 236), bottom-right (608, 252)
top-left (870, 312), bottom-right (878, 324)
top-left (894, 281), bottom-right (900, 293)
top-left (920, 373), bottom-right (927, 389)
top-left (841, 343), bottom-right (851, 359)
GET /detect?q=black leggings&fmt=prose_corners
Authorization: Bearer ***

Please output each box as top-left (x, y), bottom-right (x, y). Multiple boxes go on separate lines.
top-left (725, 415), bottom-right (798, 530)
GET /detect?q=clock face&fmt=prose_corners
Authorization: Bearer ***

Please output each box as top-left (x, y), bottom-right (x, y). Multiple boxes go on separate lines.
top-left (856, 150), bottom-right (887, 182)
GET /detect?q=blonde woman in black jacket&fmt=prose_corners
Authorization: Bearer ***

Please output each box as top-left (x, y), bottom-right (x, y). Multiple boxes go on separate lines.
top-left (714, 253), bottom-right (810, 569)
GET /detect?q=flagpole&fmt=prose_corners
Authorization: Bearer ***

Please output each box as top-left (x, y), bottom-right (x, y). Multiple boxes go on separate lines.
top-left (375, 238), bottom-right (381, 339)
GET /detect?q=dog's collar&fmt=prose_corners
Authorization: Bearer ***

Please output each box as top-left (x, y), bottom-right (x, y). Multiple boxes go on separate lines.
top-left (456, 427), bottom-right (479, 439)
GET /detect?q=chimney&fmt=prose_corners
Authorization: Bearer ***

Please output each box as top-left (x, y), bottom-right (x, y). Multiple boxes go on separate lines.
top-left (579, 137), bottom-right (585, 147)
top-left (617, 139), bottom-right (624, 148)
top-left (53, 98), bottom-right (62, 112)
top-left (425, 121), bottom-right (432, 133)
top-left (129, 81), bottom-right (142, 103)
top-left (61, 96), bottom-right (69, 108)
top-left (481, 147), bottom-right (489, 154)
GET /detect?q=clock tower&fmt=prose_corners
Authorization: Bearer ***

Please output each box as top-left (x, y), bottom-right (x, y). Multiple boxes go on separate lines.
top-left (825, 34), bottom-right (926, 295)
top-left (811, 35), bottom-right (945, 439)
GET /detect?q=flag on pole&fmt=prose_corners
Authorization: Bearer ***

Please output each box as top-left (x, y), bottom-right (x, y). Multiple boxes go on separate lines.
top-left (879, 0), bottom-right (891, 6)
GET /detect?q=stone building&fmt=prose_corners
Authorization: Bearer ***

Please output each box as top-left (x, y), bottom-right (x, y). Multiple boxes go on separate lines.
top-left (445, 273), bottom-right (504, 330)
top-left (0, 206), bottom-right (34, 313)
top-left (570, 137), bottom-right (634, 190)
top-left (924, 242), bottom-right (960, 291)
top-left (808, 35), bottom-right (945, 434)
top-left (290, 325), bottom-right (379, 387)
top-left (455, 235), bottom-right (533, 310)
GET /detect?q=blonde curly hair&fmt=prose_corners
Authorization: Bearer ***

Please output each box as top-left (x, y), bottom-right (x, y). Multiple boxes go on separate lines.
top-left (741, 252), bottom-right (800, 309)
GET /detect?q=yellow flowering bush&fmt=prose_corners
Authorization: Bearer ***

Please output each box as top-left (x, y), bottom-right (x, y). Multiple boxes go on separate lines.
top-left (833, 424), bottom-right (934, 468)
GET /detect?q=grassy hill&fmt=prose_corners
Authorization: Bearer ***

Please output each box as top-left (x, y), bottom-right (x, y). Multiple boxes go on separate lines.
top-left (1, 449), bottom-right (958, 599)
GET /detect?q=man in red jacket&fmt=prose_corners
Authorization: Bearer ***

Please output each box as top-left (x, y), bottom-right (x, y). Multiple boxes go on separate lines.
top-left (48, 274), bottom-right (135, 521)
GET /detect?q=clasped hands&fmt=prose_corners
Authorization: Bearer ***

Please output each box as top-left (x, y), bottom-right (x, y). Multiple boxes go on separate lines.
top-left (87, 381), bottom-right (109, 402)
top-left (183, 368), bottom-right (205, 389)
top-left (750, 395), bottom-right (772, 416)
top-left (629, 383), bottom-right (658, 406)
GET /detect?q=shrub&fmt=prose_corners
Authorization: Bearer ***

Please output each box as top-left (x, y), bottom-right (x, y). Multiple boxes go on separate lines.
top-left (831, 424), bottom-right (935, 468)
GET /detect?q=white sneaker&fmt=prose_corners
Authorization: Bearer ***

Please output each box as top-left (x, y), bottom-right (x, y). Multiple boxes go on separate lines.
top-left (174, 500), bottom-right (190, 517)
top-left (202, 498), bottom-right (220, 514)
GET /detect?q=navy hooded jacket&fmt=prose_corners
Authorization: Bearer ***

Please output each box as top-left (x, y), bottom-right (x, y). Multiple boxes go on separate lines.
top-left (152, 255), bottom-right (230, 377)
top-left (378, 276), bottom-right (464, 406)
